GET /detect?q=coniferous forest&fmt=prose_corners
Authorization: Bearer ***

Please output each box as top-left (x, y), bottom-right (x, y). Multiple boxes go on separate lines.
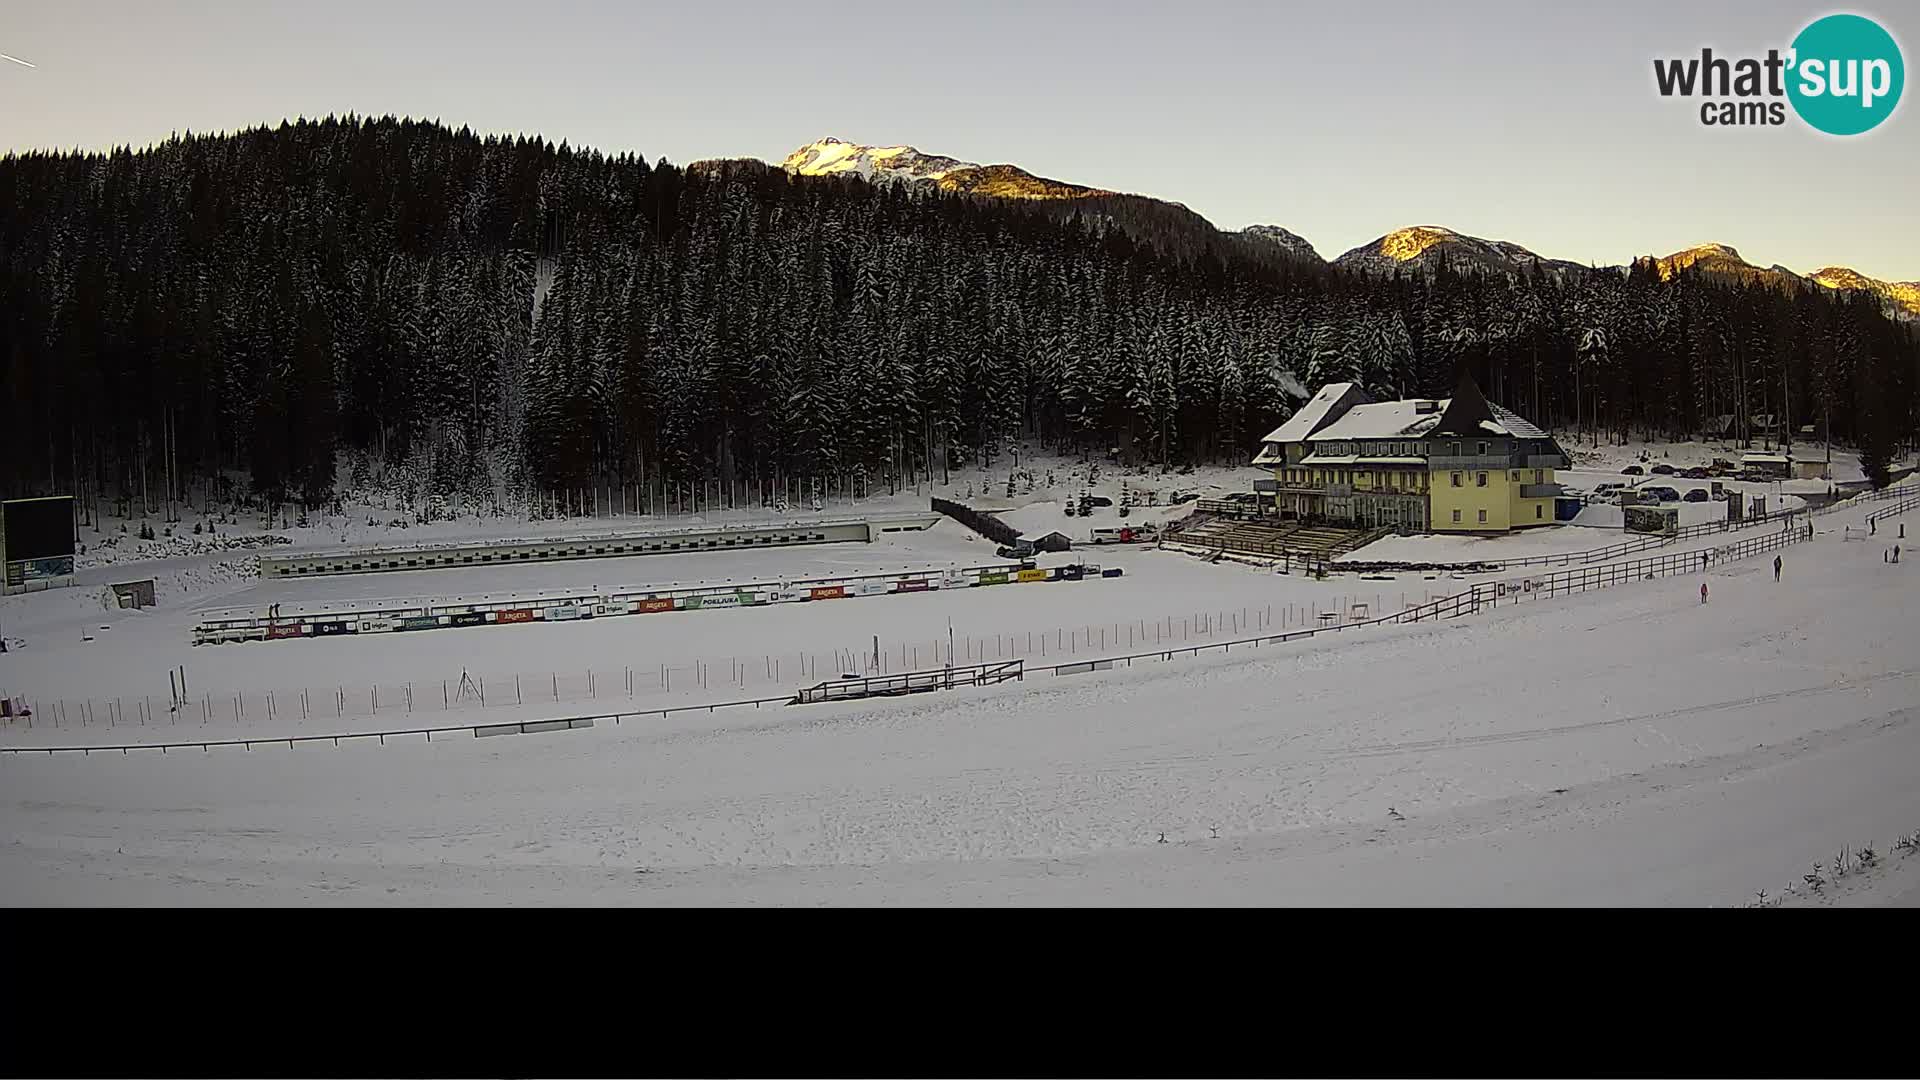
top-left (2, 116), bottom-right (1916, 516)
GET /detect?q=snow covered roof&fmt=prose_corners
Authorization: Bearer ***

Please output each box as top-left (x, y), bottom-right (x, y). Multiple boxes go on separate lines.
top-left (1741, 452), bottom-right (1791, 463)
top-left (1309, 399), bottom-right (1448, 442)
top-left (1487, 403), bottom-right (1548, 439)
top-left (1260, 382), bottom-right (1362, 444)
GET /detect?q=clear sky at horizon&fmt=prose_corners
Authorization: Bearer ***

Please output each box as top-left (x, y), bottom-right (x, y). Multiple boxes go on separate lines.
top-left (4, 0), bottom-right (1916, 280)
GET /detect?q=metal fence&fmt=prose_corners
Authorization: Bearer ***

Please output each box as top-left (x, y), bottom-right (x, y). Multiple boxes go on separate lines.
top-left (1863, 493), bottom-right (1920, 527)
top-left (0, 692), bottom-right (804, 756)
top-left (0, 495), bottom-right (1824, 757)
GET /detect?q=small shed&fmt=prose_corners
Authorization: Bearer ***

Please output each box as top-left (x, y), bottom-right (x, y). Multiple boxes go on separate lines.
top-left (109, 579), bottom-right (157, 609)
top-left (1027, 531), bottom-right (1074, 553)
top-left (1793, 459), bottom-right (1830, 480)
top-left (1741, 452), bottom-right (1791, 479)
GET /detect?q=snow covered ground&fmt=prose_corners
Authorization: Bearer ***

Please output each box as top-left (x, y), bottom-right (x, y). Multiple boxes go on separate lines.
top-left (3, 520), bottom-right (1465, 739)
top-left (2, 493), bottom-right (1914, 905)
top-left (1339, 524), bottom-right (1625, 564)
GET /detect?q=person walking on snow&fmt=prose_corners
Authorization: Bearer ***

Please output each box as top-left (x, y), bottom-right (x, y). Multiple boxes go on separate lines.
top-left (1700, 581), bottom-right (1710, 605)
top-left (1774, 555), bottom-right (1782, 582)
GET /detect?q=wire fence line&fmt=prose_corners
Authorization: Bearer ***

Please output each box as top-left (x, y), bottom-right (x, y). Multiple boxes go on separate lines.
top-left (1, 511), bottom-right (1820, 757)
top-left (7, 588), bottom-right (1465, 736)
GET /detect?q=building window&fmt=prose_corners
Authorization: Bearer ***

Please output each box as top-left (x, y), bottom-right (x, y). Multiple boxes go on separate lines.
top-left (1511, 471), bottom-right (1521, 481)
top-left (1477, 472), bottom-right (1488, 487)
top-left (1451, 472), bottom-right (1462, 487)
top-left (1449, 442), bottom-right (1460, 456)
top-left (1477, 442), bottom-right (1488, 456)
top-left (1536, 505), bottom-right (1543, 519)
top-left (1452, 509), bottom-right (1462, 523)
top-left (1478, 509), bottom-right (1488, 523)
top-left (1534, 469), bottom-right (1543, 483)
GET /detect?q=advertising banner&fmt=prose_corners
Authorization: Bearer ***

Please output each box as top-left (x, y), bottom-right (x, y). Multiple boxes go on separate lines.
top-left (1016, 568), bottom-right (1048, 583)
top-left (449, 611), bottom-right (487, 627)
top-left (397, 615), bottom-right (441, 631)
top-left (497, 608), bottom-right (536, 624)
top-left (810, 585), bottom-right (847, 600)
top-left (314, 620), bottom-right (354, 636)
top-left (637, 597), bottom-right (675, 614)
top-left (894, 579), bottom-right (930, 592)
top-left (546, 605), bottom-right (582, 621)
top-left (976, 572), bottom-right (1008, 586)
top-left (358, 617), bottom-right (396, 633)
top-left (266, 623), bottom-right (304, 639)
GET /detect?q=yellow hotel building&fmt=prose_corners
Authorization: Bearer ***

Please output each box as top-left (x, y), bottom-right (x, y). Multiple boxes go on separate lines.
top-left (1252, 375), bottom-right (1568, 533)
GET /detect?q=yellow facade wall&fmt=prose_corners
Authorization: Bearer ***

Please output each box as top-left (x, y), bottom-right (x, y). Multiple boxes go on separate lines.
top-left (1429, 466), bottom-right (1511, 532)
top-left (1506, 466), bottom-right (1557, 529)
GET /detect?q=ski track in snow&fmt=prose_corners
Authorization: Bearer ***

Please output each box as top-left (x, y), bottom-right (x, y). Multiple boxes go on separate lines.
top-left (1, 481), bottom-right (1915, 905)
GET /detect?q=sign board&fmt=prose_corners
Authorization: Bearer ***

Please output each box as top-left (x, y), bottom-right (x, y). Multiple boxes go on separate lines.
top-left (497, 608), bottom-right (536, 624)
top-left (637, 597), bottom-right (675, 614)
top-left (976, 573), bottom-right (1008, 586)
top-left (809, 585), bottom-right (847, 600)
top-left (397, 615), bottom-right (441, 632)
top-left (894, 579), bottom-right (930, 593)
top-left (448, 611), bottom-right (487, 627)
top-left (546, 605), bottom-right (583, 621)
top-left (856, 581), bottom-right (889, 596)
top-left (358, 617), bottom-right (396, 633)
top-left (1016, 568), bottom-right (1048, 583)
top-left (267, 623), bottom-right (304, 639)
top-left (314, 621), bottom-right (355, 636)
top-left (2, 496), bottom-right (77, 593)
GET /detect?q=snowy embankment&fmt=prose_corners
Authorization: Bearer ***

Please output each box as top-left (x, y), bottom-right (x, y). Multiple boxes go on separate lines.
top-left (2, 497), bottom-right (1914, 905)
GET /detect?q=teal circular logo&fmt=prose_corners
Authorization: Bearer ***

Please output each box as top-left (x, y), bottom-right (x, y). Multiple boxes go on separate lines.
top-left (1787, 14), bottom-right (1904, 135)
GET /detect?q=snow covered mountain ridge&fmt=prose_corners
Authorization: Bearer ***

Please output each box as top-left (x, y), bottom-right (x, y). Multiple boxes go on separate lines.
top-left (1333, 225), bottom-right (1590, 280)
top-left (776, 138), bottom-right (1910, 309)
top-left (779, 137), bottom-right (1110, 200)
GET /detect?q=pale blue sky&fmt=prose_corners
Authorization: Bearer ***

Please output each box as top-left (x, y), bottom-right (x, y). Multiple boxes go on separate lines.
top-left (4, 0), bottom-right (1915, 279)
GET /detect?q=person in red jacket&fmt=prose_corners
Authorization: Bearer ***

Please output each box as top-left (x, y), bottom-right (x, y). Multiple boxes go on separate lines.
top-left (1700, 581), bottom-right (1710, 605)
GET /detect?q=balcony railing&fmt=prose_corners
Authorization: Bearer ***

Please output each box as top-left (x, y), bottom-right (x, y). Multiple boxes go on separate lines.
top-left (1427, 455), bottom-right (1511, 471)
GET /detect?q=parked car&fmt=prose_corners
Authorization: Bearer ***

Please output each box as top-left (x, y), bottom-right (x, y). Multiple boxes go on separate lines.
top-left (1683, 489), bottom-right (1709, 502)
top-left (1621, 465), bottom-right (1644, 475)
top-left (1651, 463), bottom-right (1676, 475)
top-left (1594, 482), bottom-right (1624, 494)
top-left (1642, 486), bottom-right (1681, 502)
top-left (1680, 467), bottom-right (1710, 479)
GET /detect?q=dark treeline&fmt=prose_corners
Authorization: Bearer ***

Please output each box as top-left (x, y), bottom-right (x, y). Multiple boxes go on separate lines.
top-left (2, 115), bottom-right (1915, 514)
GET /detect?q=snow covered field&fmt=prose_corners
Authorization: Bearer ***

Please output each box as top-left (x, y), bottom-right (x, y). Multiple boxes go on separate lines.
top-left (2, 493), bottom-right (1915, 905)
top-left (3, 520), bottom-right (1470, 740)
